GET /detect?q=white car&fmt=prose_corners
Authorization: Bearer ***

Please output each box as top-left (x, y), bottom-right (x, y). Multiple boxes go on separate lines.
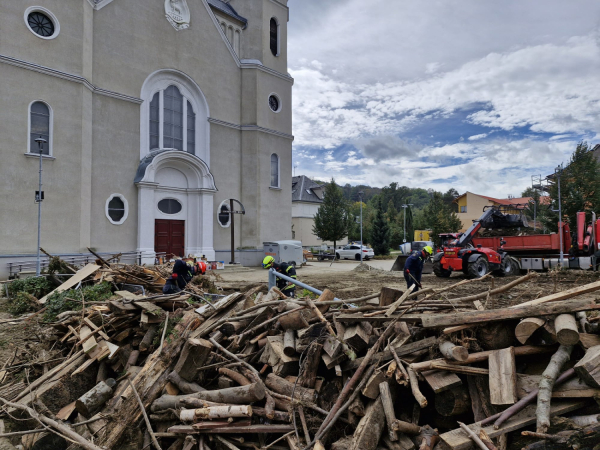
top-left (336, 244), bottom-right (375, 261)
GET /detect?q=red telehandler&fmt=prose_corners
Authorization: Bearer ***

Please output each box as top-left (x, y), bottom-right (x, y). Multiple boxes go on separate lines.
top-left (432, 205), bottom-right (528, 278)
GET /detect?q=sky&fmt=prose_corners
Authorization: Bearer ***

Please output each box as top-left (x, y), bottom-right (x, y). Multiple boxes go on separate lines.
top-left (287, 0), bottom-right (600, 198)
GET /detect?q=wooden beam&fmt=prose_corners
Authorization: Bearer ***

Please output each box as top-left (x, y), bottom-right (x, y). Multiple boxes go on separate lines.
top-left (39, 264), bottom-right (101, 304)
top-left (488, 347), bottom-right (517, 405)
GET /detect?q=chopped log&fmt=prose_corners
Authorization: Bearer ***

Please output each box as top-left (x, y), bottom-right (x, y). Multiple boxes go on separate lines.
top-left (439, 340), bottom-right (469, 362)
top-left (75, 379), bottom-right (116, 418)
top-left (385, 285), bottom-right (416, 317)
top-left (362, 370), bottom-right (387, 399)
top-left (218, 368), bottom-right (251, 386)
top-left (179, 405), bottom-right (252, 421)
top-left (283, 329), bottom-right (296, 357)
top-left (435, 385), bottom-right (471, 416)
top-left (537, 344), bottom-right (574, 433)
top-left (380, 287), bottom-right (403, 307)
top-left (139, 325), bottom-right (159, 352)
top-left (278, 309), bottom-right (310, 330)
top-left (343, 325), bottom-right (370, 351)
top-left (151, 383), bottom-right (265, 412)
top-left (350, 397), bottom-right (386, 450)
top-left (265, 373), bottom-right (317, 403)
top-left (125, 350), bottom-right (139, 371)
top-left (422, 298), bottom-right (600, 328)
top-left (252, 407), bottom-right (291, 422)
top-left (219, 321), bottom-right (247, 337)
top-left (515, 318), bottom-right (546, 344)
top-left (297, 342), bottom-right (322, 389)
top-left (260, 336), bottom-right (300, 377)
top-left (173, 338), bottom-right (212, 382)
top-left (422, 370), bottom-right (462, 394)
top-left (488, 347), bottom-right (517, 405)
top-left (167, 371), bottom-right (205, 394)
top-left (379, 381), bottom-right (399, 442)
top-left (574, 344), bottom-right (600, 388)
top-left (554, 314), bottom-right (580, 346)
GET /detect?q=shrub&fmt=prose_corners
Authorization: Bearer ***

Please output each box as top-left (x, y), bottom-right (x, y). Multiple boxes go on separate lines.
top-left (7, 277), bottom-right (53, 299)
top-left (43, 281), bottom-right (113, 321)
top-left (7, 292), bottom-right (40, 315)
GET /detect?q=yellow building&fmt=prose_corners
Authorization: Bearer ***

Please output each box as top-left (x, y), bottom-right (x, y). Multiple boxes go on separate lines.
top-left (454, 192), bottom-right (531, 232)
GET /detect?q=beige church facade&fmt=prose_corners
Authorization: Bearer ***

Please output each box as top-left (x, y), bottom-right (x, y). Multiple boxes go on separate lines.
top-left (0, 0), bottom-right (293, 276)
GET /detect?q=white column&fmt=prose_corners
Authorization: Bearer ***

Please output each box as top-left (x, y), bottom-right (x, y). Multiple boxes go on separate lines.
top-left (200, 192), bottom-right (215, 260)
top-left (136, 182), bottom-right (158, 264)
top-left (186, 190), bottom-right (202, 256)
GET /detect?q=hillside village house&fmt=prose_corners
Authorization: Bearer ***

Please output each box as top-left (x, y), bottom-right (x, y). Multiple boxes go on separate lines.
top-left (0, 0), bottom-right (293, 277)
top-left (454, 192), bottom-right (531, 232)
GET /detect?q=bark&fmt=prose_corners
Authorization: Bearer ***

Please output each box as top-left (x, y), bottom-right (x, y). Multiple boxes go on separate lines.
top-left (297, 342), bottom-right (322, 389)
top-left (407, 366), bottom-right (427, 408)
top-left (283, 329), bottom-right (296, 357)
top-left (379, 381), bottom-right (399, 441)
top-left (265, 373), bottom-right (317, 404)
top-left (179, 405), bottom-right (252, 421)
top-left (173, 338), bottom-right (212, 382)
top-left (75, 379), bottom-right (116, 418)
top-left (218, 368), bottom-right (251, 386)
top-left (139, 325), bottom-right (159, 352)
top-left (439, 341), bottom-right (469, 362)
top-left (537, 344), bottom-right (574, 433)
top-left (167, 371), bottom-right (205, 394)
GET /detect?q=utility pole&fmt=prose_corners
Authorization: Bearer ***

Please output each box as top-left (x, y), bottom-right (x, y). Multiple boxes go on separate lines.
top-left (401, 204), bottom-right (413, 246)
top-left (34, 137), bottom-right (47, 277)
top-left (555, 164), bottom-right (564, 268)
top-left (358, 191), bottom-right (364, 264)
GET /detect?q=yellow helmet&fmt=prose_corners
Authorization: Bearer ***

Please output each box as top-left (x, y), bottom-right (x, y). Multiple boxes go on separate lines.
top-left (423, 245), bottom-right (433, 255)
top-left (262, 255), bottom-right (275, 269)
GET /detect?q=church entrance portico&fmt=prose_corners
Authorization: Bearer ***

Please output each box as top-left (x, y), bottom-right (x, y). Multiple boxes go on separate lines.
top-left (135, 150), bottom-right (217, 264)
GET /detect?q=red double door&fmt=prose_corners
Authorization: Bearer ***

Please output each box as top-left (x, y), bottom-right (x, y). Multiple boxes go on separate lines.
top-left (155, 220), bottom-right (185, 258)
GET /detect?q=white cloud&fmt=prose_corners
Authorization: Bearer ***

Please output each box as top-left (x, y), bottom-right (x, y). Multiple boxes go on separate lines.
top-left (468, 133), bottom-right (488, 141)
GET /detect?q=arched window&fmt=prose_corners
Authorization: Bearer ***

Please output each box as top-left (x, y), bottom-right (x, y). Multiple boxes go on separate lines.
top-left (270, 153), bottom-right (279, 188)
top-left (148, 84), bottom-right (196, 154)
top-left (270, 18), bottom-right (279, 56)
top-left (29, 101), bottom-right (51, 155)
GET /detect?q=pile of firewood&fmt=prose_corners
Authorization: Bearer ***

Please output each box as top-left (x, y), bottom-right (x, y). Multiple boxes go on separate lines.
top-left (2, 262), bottom-right (600, 450)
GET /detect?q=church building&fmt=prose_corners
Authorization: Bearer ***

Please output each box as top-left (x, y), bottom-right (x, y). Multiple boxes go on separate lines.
top-left (0, 0), bottom-right (293, 274)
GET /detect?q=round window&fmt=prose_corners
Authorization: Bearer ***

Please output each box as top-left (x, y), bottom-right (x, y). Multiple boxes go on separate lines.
top-left (105, 194), bottom-right (128, 225)
top-left (268, 95), bottom-right (280, 112)
top-left (24, 8), bottom-right (59, 39)
top-left (218, 204), bottom-right (230, 227)
top-left (158, 199), bottom-right (182, 215)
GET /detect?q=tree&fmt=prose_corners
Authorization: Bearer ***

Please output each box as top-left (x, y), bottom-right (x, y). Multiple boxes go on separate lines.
top-left (313, 179), bottom-right (350, 252)
top-left (442, 188), bottom-right (460, 212)
top-left (386, 200), bottom-right (398, 222)
top-left (371, 198), bottom-right (391, 255)
top-left (423, 192), bottom-right (462, 246)
top-left (543, 142), bottom-right (600, 232)
top-left (521, 187), bottom-right (537, 198)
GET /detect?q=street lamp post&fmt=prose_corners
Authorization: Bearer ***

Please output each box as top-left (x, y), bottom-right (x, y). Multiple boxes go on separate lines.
top-left (401, 204), bottom-right (413, 246)
top-left (34, 137), bottom-right (47, 277)
top-left (358, 191), bottom-right (364, 264)
top-left (555, 165), bottom-right (564, 268)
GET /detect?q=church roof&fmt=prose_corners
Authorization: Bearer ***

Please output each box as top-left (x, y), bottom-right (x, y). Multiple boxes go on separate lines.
top-left (292, 175), bottom-right (324, 204)
top-left (207, 0), bottom-right (248, 26)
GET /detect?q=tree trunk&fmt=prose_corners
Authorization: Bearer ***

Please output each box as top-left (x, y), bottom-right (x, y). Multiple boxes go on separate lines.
top-left (167, 371), bottom-right (205, 394)
top-left (265, 373), bottom-right (317, 403)
top-left (537, 344), bottom-right (573, 433)
top-left (554, 314), bottom-right (580, 346)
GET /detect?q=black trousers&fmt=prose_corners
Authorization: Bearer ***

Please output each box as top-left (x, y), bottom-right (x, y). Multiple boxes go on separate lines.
top-left (404, 272), bottom-right (420, 292)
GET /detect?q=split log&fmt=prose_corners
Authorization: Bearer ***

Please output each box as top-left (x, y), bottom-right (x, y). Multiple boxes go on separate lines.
top-left (265, 373), bottom-right (316, 403)
top-left (173, 338), bottom-right (212, 382)
top-left (278, 310), bottom-right (310, 330)
top-left (362, 370), bottom-right (387, 399)
top-left (96, 361), bottom-right (108, 384)
top-left (343, 324), bottom-right (370, 351)
top-left (537, 344), bottom-right (574, 433)
top-left (283, 329), bottom-right (296, 357)
top-left (422, 298), bottom-right (600, 328)
top-left (151, 383), bottom-right (266, 412)
top-left (422, 370), bottom-right (462, 394)
top-left (350, 397), bottom-right (386, 450)
top-left (554, 314), bottom-right (579, 346)
top-left (574, 344), bottom-right (600, 388)
top-left (167, 371), bottom-right (205, 394)
top-left (179, 405), bottom-right (252, 422)
top-left (297, 342), bottom-right (322, 389)
top-left (435, 385), bottom-right (471, 416)
top-left (439, 341), bottom-right (469, 362)
top-left (75, 379), bottom-right (116, 418)
top-left (488, 347), bottom-right (517, 405)
top-left (379, 381), bottom-right (399, 441)
top-left (515, 318), bottom-right (546, 344)
top-left (139, 325), bottom-right (159, 352)
top-left (380, 287), bottom-right (403, 307)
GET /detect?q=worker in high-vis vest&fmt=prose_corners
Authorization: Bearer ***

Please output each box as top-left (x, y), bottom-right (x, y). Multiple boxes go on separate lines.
top-left (262, 255), bottom-right (298, 298)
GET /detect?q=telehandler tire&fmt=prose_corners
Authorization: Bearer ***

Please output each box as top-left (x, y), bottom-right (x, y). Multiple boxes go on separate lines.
top-left (496, 256), bottom-right (518, 277)
top-left (433, 261), bottom-right (452, 278)
top-left (467, 256), bottom-right (489, 278)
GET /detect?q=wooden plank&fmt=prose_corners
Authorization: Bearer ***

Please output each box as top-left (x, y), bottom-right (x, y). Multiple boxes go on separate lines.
top-left (80, 326), bottom-right (98, 354)
top-left (422, 370), bottom-right (462, 394)
top-left (574, 345), bottom-right (600, 388)
top-left (83, 317), bottom-right (110, 341)
top-left (55, 401), bottom-right (77, 420)
top-left (39, 264), bottom-right (101, 304)
top-left (194, 424), bottom-right (294, 434)
top-left (195, 293), bottom-right (244, 318)
top-left (510, 280), bottom-right (600, 309)
top-left (439, 400), bottom-right (586, 450)
top-left (336, 313), bottom-right (423, 323)
top-left (343, 336), bottom-right (437, 371)
top-left (488, 347), bottom-right (517, 405)
top-left (115, 290), bottom-right (144, 300)
top-left (422, 298), bottom-right (600, 328)
top-left (517, 374), bottom-right (600, 398)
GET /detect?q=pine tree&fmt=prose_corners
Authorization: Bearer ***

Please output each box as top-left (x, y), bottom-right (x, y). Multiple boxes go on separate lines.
top-left (424, 192), bottom-right (462, 246)
top-left (312, 179), bottom-right (350, 252)
top-left (371, 198), bottom-right (391, 255)
top-left (386, 200), bottom-right (398, 223)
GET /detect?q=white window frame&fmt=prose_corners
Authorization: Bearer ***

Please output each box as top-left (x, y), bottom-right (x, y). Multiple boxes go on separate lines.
top-left (105, 193), bottom-right (129, 225)
top-left (268, 93), bottom-right (282, 113)
top-left (24, 6), bottom-right (60, 40)
top-left (26, 100), bottom-right (53, 157)
top-left (270, 17), bottom-right (280, 57)
top-left (140, 70), bottom-right (210, 164)
top-left (270, 153), bottom-right (280, 189)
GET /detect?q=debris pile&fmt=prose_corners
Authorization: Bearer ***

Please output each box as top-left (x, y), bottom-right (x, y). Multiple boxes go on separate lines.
top-left (2, 258), bottom-right (600, 450)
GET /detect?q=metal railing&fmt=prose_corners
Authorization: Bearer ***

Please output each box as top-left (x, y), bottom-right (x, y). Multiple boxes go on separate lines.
top-left (7, 251), bottom-right (165, 277)
top-left (268, 268), bottom-right (341, 301)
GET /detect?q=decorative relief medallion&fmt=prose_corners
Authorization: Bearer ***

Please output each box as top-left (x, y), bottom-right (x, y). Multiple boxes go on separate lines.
top-left (165, 0), bottom-right (190, 31)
